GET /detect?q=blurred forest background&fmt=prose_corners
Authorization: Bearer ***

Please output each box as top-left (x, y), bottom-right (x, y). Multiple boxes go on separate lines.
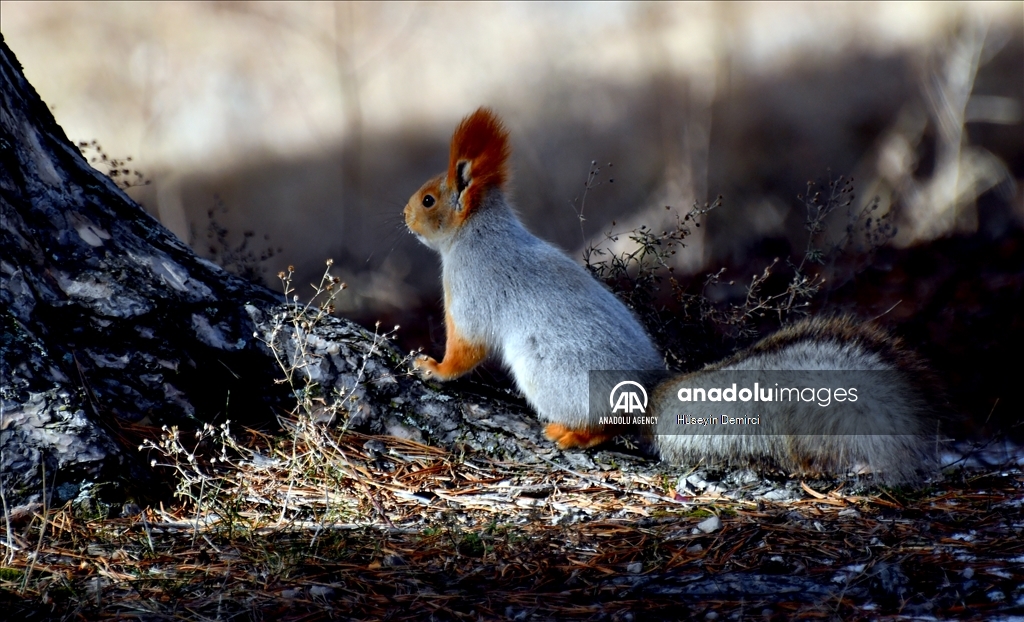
top-left (3, 2), bottom-right (1023, 436)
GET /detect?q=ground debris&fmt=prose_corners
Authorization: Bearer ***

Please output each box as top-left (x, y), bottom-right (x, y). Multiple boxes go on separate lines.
top-left (2, 429), bottom-right (1021, 620)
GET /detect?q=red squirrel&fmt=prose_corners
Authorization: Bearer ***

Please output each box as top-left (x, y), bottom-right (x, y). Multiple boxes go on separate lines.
top-left (404, 108), bottom-right (938, 483)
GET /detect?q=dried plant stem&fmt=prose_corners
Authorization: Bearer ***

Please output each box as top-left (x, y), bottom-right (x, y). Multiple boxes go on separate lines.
top-left (20, 458), bottom-right (46, 594)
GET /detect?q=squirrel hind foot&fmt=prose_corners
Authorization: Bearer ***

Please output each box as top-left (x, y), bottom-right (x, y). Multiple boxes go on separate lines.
top-left (543, 423), bottom-right (614, 450)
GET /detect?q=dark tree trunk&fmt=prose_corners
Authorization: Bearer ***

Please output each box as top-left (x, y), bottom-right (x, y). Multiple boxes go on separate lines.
top-left (0, 34), bottom-right (289, 509)
top-left (0, 35), bottom-right (547, 512)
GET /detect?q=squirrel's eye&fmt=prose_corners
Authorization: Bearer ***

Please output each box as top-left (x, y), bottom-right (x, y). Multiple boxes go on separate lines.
top-left (422, 194), bottom-right (436, 208)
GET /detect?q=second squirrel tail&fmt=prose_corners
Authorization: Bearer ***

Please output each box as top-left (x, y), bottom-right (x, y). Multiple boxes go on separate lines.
top-left (648, 317), bottom-right (941, 484)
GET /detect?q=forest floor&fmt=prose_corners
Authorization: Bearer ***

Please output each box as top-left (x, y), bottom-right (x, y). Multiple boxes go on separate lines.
top-left (1, 425), bottom-right (1022, 621)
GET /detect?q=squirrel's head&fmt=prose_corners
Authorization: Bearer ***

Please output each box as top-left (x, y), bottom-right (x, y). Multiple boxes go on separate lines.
top-left (405, 108), bottom-right (510, 249)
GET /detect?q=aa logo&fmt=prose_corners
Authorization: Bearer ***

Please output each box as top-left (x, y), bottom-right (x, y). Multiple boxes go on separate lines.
top-left (610, 380), bottom-right (648, 414)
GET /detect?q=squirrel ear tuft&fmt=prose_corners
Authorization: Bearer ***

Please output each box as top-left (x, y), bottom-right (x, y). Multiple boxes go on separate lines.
top-left (455, 161), bottom-right (470, 194)
top-left (448, 108), bottom-right (510, 214)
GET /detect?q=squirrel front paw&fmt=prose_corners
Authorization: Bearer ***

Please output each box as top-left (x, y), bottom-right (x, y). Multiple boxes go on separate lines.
top-left (544, 423), bottom-right (615, 450)
top-left (412, 354), bottom-right (441, 379)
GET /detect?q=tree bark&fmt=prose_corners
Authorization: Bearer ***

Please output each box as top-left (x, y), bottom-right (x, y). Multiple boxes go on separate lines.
top-left (0, 35), bottom-right (551, 512)
top-left (0, 33), bottom-right (286, 509)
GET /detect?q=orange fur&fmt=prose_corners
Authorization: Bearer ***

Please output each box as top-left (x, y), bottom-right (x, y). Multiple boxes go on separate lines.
top-left (447, 108), bottom-right (510, 221)
top-left (543, 423), bottom-right (615, 450)
top-left (403, 175), bottom-right (448, 241)
top-left (414, 303), bottom-right (488, 380)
